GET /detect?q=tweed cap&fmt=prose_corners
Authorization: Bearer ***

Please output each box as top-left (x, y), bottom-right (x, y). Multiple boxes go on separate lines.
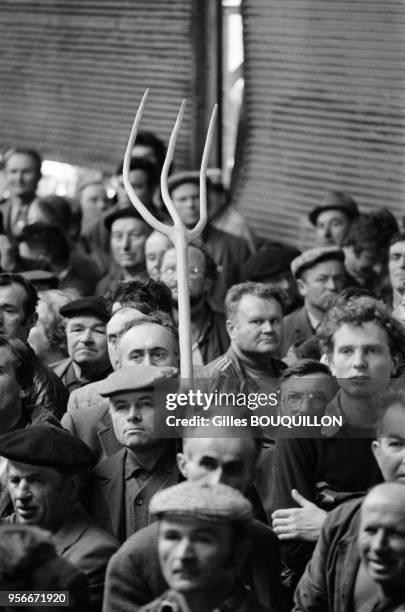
top-left (241, 243), bottom-right (300, 282)
top-left (291, 246), bottom-right (345, 278)
top-left (97, 365), bottom-right (177, 397)
top-left (0, 424), bottom-right (95, 470)
top-left (309, 191), bottom-right (359, 226)
top-left (59, 297), bottom-right (109, 322)
top-left (150, 482), bottom-right (253, 523)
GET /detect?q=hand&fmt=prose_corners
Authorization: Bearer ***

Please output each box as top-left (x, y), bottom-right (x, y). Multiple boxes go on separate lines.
top-left (271, 489), bottom-right (327, 542)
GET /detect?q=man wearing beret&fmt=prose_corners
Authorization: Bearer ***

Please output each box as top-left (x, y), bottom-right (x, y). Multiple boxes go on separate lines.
top-left (167, 171), bottom-right (250, 303)
top-left (139, 482), bottom-right (269, 612)
top-left (86, 365), bottom-right (180, 543)
top-left (103, 418), bottom-right (282, 612)
top-left (0, 424), bottom-right (118, 611)
top-left (309, 190), bottom-right (359, 248)
top-left (52, 297), bottom-right (112, 394)
top-left (281, 246), bottom-right (346, 359)
top-left (96, 206), bottom-right (151, 297)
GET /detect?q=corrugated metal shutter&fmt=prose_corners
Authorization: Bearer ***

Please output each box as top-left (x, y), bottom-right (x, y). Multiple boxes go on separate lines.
top-left (234, 1), bottom-right (405, 248)
top-left (0, 0), bottom-right (193, 172)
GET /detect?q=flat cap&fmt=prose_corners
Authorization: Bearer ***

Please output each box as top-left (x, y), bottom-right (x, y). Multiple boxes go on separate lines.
top-left (59, 297), bottom-right (109, 322)
top-left (309, 191), bottom-right (359, 226)
top-left (167, 171), bottom-right (214, 195)
top-left (150, 482), bottom-right (253, 523)
top-left (20, 270), bottom-right (59, 290)
top-left (0, 424), bottom-right (95, 470)
top-left (104, 205), bottom-right (147, 232)
top-left (97, 365), bottom-right (177, 397)
top-left (291, 246), bottom-right (345, 278)
top-left (241, 242), bottom-right (301, 282)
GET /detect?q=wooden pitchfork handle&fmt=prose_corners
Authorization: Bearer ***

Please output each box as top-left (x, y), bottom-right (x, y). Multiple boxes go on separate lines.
top-left (123, 89), bottom-right (217, 383)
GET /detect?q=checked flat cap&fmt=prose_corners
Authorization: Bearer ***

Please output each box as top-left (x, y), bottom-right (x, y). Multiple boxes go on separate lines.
top-left (0, 424), bottom-right (95, 470)
top-left (291, 246), bottom-right (345, 278)
top-left (150, 482), bottom-right (253, 523)
top-left (59, 297), bottom-right (109, 322)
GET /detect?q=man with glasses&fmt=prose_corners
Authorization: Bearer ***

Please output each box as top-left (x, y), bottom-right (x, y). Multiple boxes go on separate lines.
top-left (160, 244), bottom-right (229, 365)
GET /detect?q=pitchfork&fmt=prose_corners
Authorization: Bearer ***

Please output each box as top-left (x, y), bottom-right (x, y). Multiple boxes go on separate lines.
top-left (123, 89), bottom-right (217, 383)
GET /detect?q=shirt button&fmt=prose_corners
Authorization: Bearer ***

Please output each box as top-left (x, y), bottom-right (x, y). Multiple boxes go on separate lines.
top-left (136, 498), bottom-right (143, 506)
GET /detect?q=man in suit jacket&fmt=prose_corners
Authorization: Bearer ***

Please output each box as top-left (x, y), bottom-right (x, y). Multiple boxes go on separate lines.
top-left (62, 309), bottom-right (179, 462)
top-left (281, 246), bottom-right (346, 359)
top-left (103, 419), bottom-right (282, 612)
top-left (86, 366), bottom-right (180, 543)
top-left (0, 424), bottom-right (118, 612)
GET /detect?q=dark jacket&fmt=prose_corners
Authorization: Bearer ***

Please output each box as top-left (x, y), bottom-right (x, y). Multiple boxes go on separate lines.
top-left (293, 498), bottom-right (363, 612)
top-left (194, 301), bottom-right (230, 364)
top-left (29, 348), bottom-right (69, 420)
top-left (86, 447), bottom-right (180, 543)
top-left (52, 358), bottom-right (112, 395)
top-left (281, 306), bottom-right (315, 358)
top-left (103, 519), bottom-right (281, 612)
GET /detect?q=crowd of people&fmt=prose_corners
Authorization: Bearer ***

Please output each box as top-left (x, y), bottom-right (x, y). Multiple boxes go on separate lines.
top-left (0, 137), bottom-right (404, 611)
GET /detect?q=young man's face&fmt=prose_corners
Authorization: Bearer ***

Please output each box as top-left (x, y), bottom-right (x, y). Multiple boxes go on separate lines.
top-left (328, 322), bottom-right (396, 397)
top-left (315, 209), bottom-right (351, 247)
top-left (171, 182), bottom-right (200, 228)
top-left (227, 294), bottom-right (283, 356)
top-left (4, 153), bottom-right (40, 199)
top-left (297, 260), bottom-right (346, 312)
top-left (159, 517), bottom-right (236, 595)
top-left (116, 169), bottom-right (153, 208)
top-left (0, 283), bottom-right (34, 341)
top-left (372, 404), bottom-right (405, 482)
top-left (110, 217), bottom-right (149, 272)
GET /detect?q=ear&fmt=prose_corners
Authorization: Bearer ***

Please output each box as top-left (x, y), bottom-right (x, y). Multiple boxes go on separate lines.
top-left (296, 277), bottom-right (307, 298)
top-left (371, 439), bottom-right (380, 463)
top-left (226, 317), bottom-right (236, 340)
top-left (391, 354), bottom-right (400, 377)
top-left (176, 452), bottom-right (188, 478)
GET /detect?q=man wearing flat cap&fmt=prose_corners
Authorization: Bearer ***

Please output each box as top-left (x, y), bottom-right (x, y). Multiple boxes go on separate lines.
top-left (167, 171), bottom-right (250, 303)
top-left (52, 297), bottom-right (112, 394)
top-left (309, 190), bottom-right (359, 248)
top-left (0, 424), bottom-right (118, 611)
top-left (96, 206), bottom-right (151, 297)
top-left (281, 246), bottom-right (346, 359)
top-left (86, 365), bottom-right (180, 543)
top-left (139, 482), bottom-right (269, 612)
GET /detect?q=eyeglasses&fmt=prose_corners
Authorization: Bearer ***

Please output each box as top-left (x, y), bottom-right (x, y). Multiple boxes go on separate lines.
top-left (161, 266), bottom-right (203, 279)
top-left (284, 391), bottom-right (328, 406)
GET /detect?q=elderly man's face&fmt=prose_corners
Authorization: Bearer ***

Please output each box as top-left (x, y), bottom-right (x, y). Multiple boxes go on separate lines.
top-left (0, 283), bottom-right (34, 342)
top-left (145, 231), bottom-right (172, 281)
top-left (389, 241), bottom-right (405, 293)
top-left (110, 217), bottom-right (149, 272)
top-left (359, 488), bottom-right (405, 593)
top-left (315, 210), bottom-right (350, 247)
top-left (372, 404), bottom-right (405, 482)
top-left (119, 322), bottom-right (179, 369)
top-left (66, 315), bottom-right (108, 371)
top-left (7, 461), bottom-right (72, 532)
top-left (106, 307), bottom-right (145, 369)
top-left (0, 346), bottom-right (23, 433)
top-left (109, 390), bottom-right (160, 450)
top-left (4, 153), bottom-right (40, 199)
top-left (178, 436), bottom-right (257, 493)
top-left (159, 517), bottom-right (236, 595)
top-left (171, 182), bottom-right (200, 228)
top-left (279, 373), bottom-right (337, 418)
top-left (297, 260), bottom-right (346, 312)
top-left (328, 322), bottom-right (396, 397)
top-left (227, 295), bottom-right (282, 355)
top-left (160, 247), bottom-right (210, 307)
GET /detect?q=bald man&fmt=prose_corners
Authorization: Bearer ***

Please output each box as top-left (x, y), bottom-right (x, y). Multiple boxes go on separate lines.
top-left (359, 483), bottom-right (405, 605)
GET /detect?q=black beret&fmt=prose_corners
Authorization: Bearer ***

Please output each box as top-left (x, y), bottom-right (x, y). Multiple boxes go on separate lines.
top-left (241, 243), bottom-right (301, 282)
top-left (0, 424), bottom-right (95, 470)
top-left (59, 297), bottom-right (109, 322)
